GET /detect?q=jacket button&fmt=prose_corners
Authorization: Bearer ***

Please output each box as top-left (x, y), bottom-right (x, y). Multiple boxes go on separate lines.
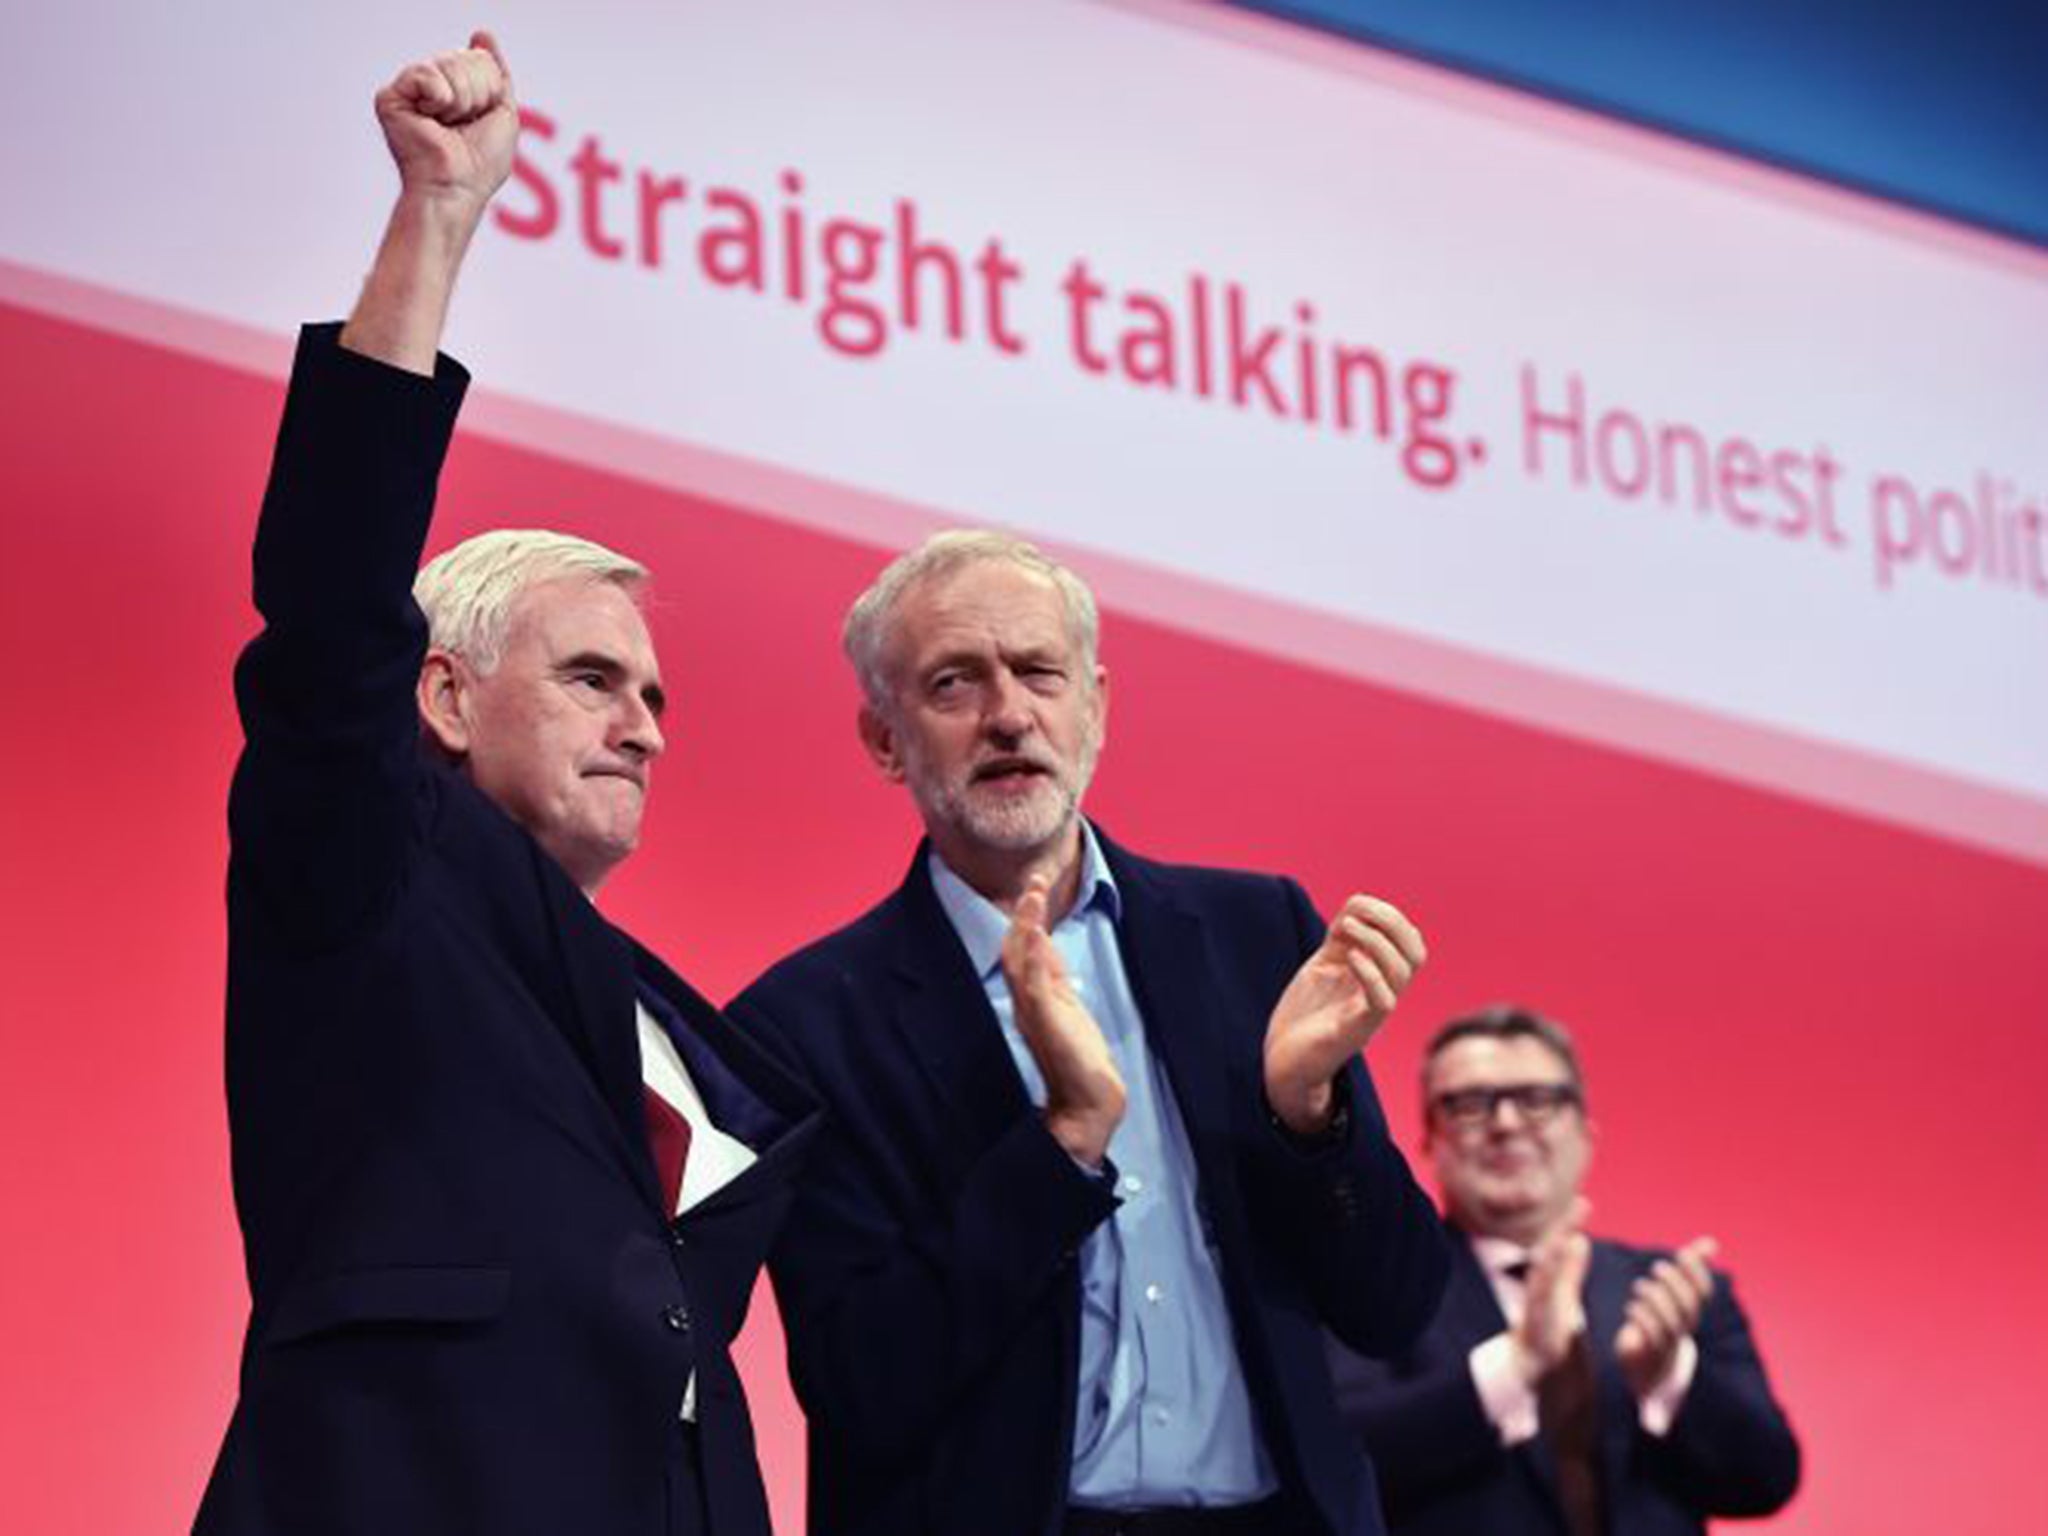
top-left (662, 1304), bottom-right (691, 1334)
top-left (668, 1223), bottom-right (687, 1249)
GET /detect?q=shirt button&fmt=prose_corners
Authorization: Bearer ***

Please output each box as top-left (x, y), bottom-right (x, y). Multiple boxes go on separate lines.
top-left (662, 1304), bottom-right (691, 1334)
top-left (1151, 1406), bottom-right (1171, 1427)
top-left (1144, 1282), bottom-right (1164, 1305)
top-left (1120, 1174), bottom-right (1145, 1196)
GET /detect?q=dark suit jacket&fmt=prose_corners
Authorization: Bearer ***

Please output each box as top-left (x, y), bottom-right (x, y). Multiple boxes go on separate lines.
top-left (1327, 1225), bottom-right (1801, 1535)
top-left (729, 834), bottom-right (1449, 1536)
top-left (195, 327), bottom-right (817, 1536)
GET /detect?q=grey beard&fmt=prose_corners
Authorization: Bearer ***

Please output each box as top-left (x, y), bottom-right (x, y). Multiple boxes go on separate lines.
top-left (942, 774), bottom-right (1081, 851)
top-left (913, 721), bottom-right (1102, 856)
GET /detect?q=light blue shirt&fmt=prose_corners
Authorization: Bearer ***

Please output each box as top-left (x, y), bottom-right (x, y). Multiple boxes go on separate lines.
top-left (928, 825), bottom-right (1278, 1507)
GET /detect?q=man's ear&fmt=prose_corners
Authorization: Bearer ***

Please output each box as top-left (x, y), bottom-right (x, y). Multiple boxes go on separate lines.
top-left (417, 650), bottom-right (473, 757)
top-left (857, 702), bottom-right (907, 783)
top-left (1419, 1101), bottom-right (1444, 1163)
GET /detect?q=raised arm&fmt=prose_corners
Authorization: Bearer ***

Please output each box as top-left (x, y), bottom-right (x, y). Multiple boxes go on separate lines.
top-left (1263, 891), bottom-right (1427, 1136)
top-left (229, 33), bottom-right (520, 945)
top-left (1244, 880), bottom-right (1449, 1355)
top-left (342, 30), bottom-right (519, 373)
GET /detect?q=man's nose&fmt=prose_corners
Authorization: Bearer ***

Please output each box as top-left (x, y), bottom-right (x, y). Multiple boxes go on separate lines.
top-left (617, 693), bottom-right (666, 760)
top-left (983, 669), bottom-right (1035, 739)
top-left (1484, 1094), bottom-right (1530, 1131)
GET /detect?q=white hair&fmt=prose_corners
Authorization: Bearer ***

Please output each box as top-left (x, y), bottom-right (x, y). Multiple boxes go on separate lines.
top-left (413, 528), bottom-right (648, 673)
top-left (842, 529), bottom-right (1100, 709)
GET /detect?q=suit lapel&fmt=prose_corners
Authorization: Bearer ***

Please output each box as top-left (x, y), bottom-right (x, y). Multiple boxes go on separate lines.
top-left (534, 851), bottom-right (667, 1213)
top-left (632, 939), bottom-right (815, 1147)
top-left (880, 847), bottom-right (1090, 1474)
top-left (1100, 838), bottom-right (1238, 1185)
top-left (677, 1111), bottom-right (822, 1221)
top-left (883, 847), bottom-right (1034, 1151)
top-left (630, 936), bottom-right (823, 1221)
top-left (1441, 1227), bottom-right (1510, 1335)
top-left (437, 769), bottom-right (657, 1206)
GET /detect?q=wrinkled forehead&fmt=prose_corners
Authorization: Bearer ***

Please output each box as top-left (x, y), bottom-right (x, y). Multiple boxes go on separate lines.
top-left (507, 574), bottom-right (659, 660)
top-left (1427, 1034), bottom-right (1576, 1094)
top-left (885, 560), bottom-right (1076, 667)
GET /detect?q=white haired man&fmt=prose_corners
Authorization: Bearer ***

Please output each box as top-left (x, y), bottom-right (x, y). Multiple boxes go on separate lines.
top-left (195, 35), bottom-right (814, 1536)
top-left (731, 530), bottom-right (1450, 1536)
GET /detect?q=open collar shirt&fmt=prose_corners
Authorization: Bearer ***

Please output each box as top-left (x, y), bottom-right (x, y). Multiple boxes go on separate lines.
top-left (929, 823), bottom-right (1277, 1508)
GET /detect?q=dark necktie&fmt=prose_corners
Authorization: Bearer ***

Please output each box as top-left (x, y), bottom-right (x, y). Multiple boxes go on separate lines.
top-left (1498, 1256), bottom-right (1604, 1536)
top-left (642, 1086), bottom-right (693, 1217)
top-left (1538, 1332), bottom-right (1605, 1536)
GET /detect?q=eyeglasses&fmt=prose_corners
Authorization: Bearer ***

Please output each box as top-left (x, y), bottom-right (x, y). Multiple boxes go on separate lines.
top-left (1430, 1082), bottom-right (1581, 1130)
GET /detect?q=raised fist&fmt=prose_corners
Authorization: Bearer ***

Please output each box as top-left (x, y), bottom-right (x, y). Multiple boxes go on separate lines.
top-left (372, 29), bottom-right (519, 210)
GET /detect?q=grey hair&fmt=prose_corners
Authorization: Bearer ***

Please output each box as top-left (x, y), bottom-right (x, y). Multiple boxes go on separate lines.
top-left (1422, 1005), bottom-right (1589, 1114)
top-left (842, 529), bottom-right (1100, 709)
top-left (413, 528), bottom-right (648, 674)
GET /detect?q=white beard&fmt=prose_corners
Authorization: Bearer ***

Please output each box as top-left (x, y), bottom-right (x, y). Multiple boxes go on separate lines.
top-left (935, 769), bottom-right (1078, 851)
top-left (907, 710), bottom-right (1103, 857)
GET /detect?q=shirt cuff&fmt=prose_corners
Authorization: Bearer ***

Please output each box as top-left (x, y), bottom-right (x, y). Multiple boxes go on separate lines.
top-left (1637, 1334), bottom-right (1698, 1436)
top-left (1470, 1333), bottom-right (1540, 1446)
top-left (1068, 1149), bottom-right (1121, 1189)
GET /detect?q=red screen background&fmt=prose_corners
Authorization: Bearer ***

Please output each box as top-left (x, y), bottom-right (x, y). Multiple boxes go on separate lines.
top-left (1, 302), bottom-right (2042, 1534)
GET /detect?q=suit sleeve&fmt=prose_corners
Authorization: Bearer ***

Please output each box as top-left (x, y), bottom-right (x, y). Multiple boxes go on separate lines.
top-left (1241, 877), bottom-right (1450, 1358)
top-left (228, 324), bottom-right (468, 949)
top-left (730, 982), bottom-right (1120, 1468)
top-left (1326, 1330), bottom-right (1519, 1511)
top-left (1640, 1271), bottom-right (1802, 1516)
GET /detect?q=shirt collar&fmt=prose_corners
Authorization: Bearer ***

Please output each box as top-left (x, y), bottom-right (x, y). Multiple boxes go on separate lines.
top-left (928, 820), bottom-right (1122, 980)
top-left (1468, 1234), bottom-right (1533, 1281)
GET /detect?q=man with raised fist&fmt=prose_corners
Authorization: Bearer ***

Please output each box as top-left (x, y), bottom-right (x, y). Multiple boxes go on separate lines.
top-left (195, 35), bottom-right (814, 1536)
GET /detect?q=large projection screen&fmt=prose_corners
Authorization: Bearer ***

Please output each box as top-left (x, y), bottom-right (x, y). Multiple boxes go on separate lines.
top-left (2, 4), bottom-right (2043, 1533)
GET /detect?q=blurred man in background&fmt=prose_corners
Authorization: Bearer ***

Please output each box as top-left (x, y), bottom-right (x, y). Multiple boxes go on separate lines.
top-left (1326, 1006), bottom-right (1800, 1536)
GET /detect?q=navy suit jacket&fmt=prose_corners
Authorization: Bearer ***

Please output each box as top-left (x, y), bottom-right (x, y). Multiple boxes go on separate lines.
top-left (195, 327), bottom-right (817, 1536)
top-left (730, 835), bottom-right (1449, 1536)
top-left (1327, 1225), bottom-right (1800, 1535)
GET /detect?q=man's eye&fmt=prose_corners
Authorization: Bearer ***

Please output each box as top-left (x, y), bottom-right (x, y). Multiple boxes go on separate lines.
top-left (571, 672), bottom-right (609, 691)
